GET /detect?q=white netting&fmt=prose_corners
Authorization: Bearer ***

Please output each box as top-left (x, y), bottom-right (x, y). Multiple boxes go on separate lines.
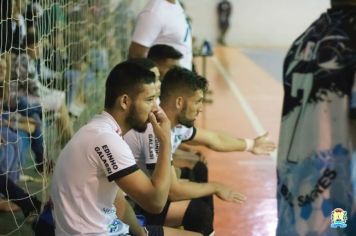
top-left (0, 0), bottom-right (139, 234)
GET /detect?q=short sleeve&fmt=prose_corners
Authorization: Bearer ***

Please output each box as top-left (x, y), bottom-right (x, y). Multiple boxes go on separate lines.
top-left (144, 125), bottom-right (161, 170)
top-left (126, 124), bottom-right (172, 172)
top-left (123, 130), bottom-right (144, 163)
top-left (181, 126), bottom-right (197, 142)
top-left (171, 126), bottom-right (196, 152)
top-left (132, 11), bottom-right (162, 47)
top-left (92, 133), bottom-right (139, 182)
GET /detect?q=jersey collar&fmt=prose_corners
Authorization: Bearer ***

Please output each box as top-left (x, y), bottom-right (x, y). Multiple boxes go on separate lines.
top-left (101, 111), bottom-right (122, 136)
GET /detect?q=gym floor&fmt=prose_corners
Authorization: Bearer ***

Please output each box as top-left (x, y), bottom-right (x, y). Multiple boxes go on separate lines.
top-left (194, 46), bottom-right (285, 235)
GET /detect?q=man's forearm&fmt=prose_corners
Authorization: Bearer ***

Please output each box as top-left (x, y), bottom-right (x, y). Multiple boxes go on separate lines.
top-left (122, 200), bottom-right (145, 236)
top-left (115, 193), bottom-right (145, 236)
top-left (151, 140), bottom-right (172, 204)
top-left (190, 129), bottom-right (246, 152)
top-left (169, 181), bottom-right (218, 201)
top-left (209, 134), bottom-right (246, 152)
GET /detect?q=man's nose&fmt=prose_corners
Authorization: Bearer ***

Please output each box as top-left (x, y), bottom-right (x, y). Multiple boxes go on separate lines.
top-left (198, 104), bottom-right (204, 113)
top-left (152, 100), bottom-right (159, 112)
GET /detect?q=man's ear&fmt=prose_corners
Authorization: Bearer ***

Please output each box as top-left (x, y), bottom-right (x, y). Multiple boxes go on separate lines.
top-left (116, 94), bottom-right (131, 111)
top-left (175, 96), bottom-right (184, 110)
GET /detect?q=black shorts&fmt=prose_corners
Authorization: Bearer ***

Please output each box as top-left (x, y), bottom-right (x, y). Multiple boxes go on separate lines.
top-left (134, 200), bottom-right (171, 225)
top-left (145, 225), bottom-right (164, 236)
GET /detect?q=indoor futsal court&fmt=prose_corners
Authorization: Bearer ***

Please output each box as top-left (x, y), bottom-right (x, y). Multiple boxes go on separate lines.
top-left (1, 0), bottom-right (354, 235)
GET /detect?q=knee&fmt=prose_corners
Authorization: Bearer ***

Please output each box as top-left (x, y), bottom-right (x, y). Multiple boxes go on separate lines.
top-left (182, 198), bottom-right (214, 236)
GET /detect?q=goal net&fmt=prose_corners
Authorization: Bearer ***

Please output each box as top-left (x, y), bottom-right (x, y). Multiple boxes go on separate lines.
top-left (0, 0), bottom-right (138, 234)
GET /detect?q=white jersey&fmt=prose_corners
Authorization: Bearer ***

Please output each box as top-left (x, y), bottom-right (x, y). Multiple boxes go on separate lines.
top-left (51, 111), bottom-right (137, 235)
top-left (124, 123), bottom-right (196, 174)
top-left (132, 0), bottom-right (192, 70)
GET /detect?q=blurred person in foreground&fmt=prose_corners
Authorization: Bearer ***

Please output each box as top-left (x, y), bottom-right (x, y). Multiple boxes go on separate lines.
top-left (277, 0), bottom-right (356, 235)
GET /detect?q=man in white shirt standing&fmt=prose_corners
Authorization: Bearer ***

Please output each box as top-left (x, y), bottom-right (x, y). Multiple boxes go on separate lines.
top-left (51, 61), bottom-right (200, 236)
top-left (129, 0), bottom-right (192, 70)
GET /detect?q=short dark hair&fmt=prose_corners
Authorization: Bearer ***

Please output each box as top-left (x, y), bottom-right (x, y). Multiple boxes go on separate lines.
top-left (104, 61), bottom-right (156, 109)
top-left (147, 44), bottom-right (183, 61)
top-left (331, 0), bottom-right (355, 7)
top-left (160, 67), bottom-right (208, 100)
top-left (127, 58), bottom-right (156, 70)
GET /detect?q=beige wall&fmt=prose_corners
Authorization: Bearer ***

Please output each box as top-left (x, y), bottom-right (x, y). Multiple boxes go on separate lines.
top-left (182, 0), bottom-right (330, 47)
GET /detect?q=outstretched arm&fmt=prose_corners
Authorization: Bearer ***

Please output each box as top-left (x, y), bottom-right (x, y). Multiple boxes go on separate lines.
top-left (186, 128), bottom-right (276, 155)
top-left (169, 165), bottom-right (245, 203)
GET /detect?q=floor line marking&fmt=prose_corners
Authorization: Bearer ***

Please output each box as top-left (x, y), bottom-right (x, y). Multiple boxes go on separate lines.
top-left (211, 56), bottom-right (277, 163)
